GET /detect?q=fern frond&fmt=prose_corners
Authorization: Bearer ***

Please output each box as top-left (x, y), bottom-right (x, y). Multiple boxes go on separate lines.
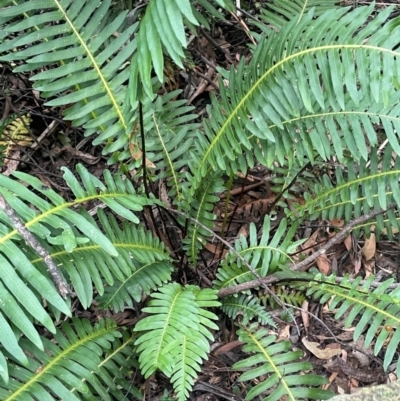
top-left (222, 294), bottom-right (276, 326)
top-left (290, 274), bottom-right (400, 373)
top-left (0, 164), bottom-right (149, 374)
top-left (128, 0), bottom-right (234, 100)
top-left (133, 284), bottom-right (219, 400)
top-left (27, 207), bottom-right (173, 309)
top-left (96, 260), bottom-right (174, 312)
top-left (289, 145), bottom-right (400, 237)
top-left (233, 323), bottom-right (333, 401)
top-left (214, 217), bottom-right (303, 290)
top-left (182, 171), bottom-right (225, 264)
top-left (191, 5), bottom-right (400, 182)
top-left (260, 286), bottom-right (307, 309)
top-left (0, 318), bottom-right (141, 401)
top-left (0, 0), bottom-right (137, 156)
top-left (256, 0), bottom-right (340, 32)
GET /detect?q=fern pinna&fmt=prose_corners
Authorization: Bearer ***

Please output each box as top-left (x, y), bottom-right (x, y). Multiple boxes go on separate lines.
top-left (233, 323), bottom-right (333, 401)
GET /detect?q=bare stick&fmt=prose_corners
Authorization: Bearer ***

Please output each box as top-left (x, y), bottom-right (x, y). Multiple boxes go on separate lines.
top-left (165, 206), bottom-right (297, 322)
top-left (0, 193), bottom-right (74, 299)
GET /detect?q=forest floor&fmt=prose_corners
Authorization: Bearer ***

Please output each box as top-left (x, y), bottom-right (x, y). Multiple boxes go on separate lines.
top-left (1, 1), bottom-right (400, 399)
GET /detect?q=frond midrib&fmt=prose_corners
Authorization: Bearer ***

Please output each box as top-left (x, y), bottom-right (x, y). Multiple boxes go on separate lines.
top-left (289, 171), bottom-right (400, 219)
top-left (5, 323), bottom-right (117, 401)
top-left (29, 242), bottom-right (168, 265)
top-left (197, 44), bottom-right (400, 174)
top-left (312, 283), bottom-right (400, 326)
top-left (244, 328), bottom-right (295, 400)
top-left (70, 331), bottom-right (136, 396)
top-left (11, 2), bottom-right (127, 132)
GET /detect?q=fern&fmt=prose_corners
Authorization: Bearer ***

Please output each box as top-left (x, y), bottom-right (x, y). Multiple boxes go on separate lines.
top-left (128, 0), bottom-right (234, 100)
top-left (288, 145), bottom-right (400, 237)
top-left (256, 0), bottom-right (340, 32)
top-left (133, 283), bottom-right (220, 401)
top-left (286, 273), bottom-right (400, 373)
top-left (0, 164), bottom-right (149, 378)
top-left (188, 4), bottom-right (400, 181)
top-left (222, 294), bottom-right (276, 326)
top-left (0, 318), bottom-right (141, 401)
top-left (1, 1), bottom-right (400, 400)
top-left (233, 323), bottom-right (333, 401)
top-left (214, 217), bottom-right (303, 290)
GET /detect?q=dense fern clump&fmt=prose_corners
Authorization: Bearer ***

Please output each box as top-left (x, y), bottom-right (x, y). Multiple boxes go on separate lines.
top-left (0, 0), bottom-right (400, 400)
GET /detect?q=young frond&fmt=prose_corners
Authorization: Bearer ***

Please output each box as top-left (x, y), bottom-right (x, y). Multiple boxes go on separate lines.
top-left (214, 217), bottom-right (303, 289)
top-left (222, 294), bottom-right (276, 326)
top-left (291, 274), bottom-right (400, 373)
top-left (0, 318), bottom-right (141, 401)
top-left (133, 284), bottom-right (219, 400)
top-left (233, 323), bottom-right (333, 401)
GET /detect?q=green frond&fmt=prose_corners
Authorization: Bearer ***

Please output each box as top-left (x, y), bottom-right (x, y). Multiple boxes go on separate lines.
top-left (0, 318), bottom-right (141, 401)
top-left (222, 294), bottom-right (276, 326)
top-left (291, 274), bottom-right (400, 373)
top-left (128, 0), bottom-right (234, 100)
top-left (0, 164), bottom-right (149, 375)
top-left (96, 260), bottom-right (174, 312)
top-left (27, 207), bottom-right (173, 309)
top-left (289, 145), bottom-right (400, 238)
top-left (260, 286), bottom-right (307, 309)
top-left (233, 323), bottom-right (333, 401)
top-left (182, 171), bottom-right (225, 264)
top-left (214, 217), bottom-right (303, 289)
top-left (191, 5), bottom-right (400, 182)
top-left (133, 284), bottom-right (219, 400)
top-left (256, 0), bottom-right (340, 32)
top-left (0, 0), bottom-right (137, 157)
top-left (104, 89), bottom-right (199, 170)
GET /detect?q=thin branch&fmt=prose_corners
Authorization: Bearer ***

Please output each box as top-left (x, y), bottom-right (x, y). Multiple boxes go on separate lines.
top-left (165, 207), bottom-right (295, 319)
top-left (217, 203), bottom-right (398, 297)
top-left (0, 193), bottom-right (74, 299)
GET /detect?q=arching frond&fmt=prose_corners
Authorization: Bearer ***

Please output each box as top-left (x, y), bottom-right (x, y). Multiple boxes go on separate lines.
top-left (0, 318), bottom-right (141, 401)
top-left (214, 217), bottom-right (303, 290)
top-left (256, 0), bottom-right (340, 32)
top-left (233, 323), bottom-right (333, 401)
top-left (0, 164), bottom-right (148, 377)
top-left (190, 5), bottom-right (400, 184)
top-left (290, 145), bottom-right (400, 238)
top-left (287, 274), bottom-right (400, 373)
top-left (0, 0), bottom-right (137, 157)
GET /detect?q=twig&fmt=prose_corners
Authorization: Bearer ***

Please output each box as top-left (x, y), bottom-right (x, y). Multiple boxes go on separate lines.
top-left (0, 192), bottom-right (74, 299)
top-left (165, 207), bottom-right (296, 321)
top-left (217, 203), bottom-right (398, 297)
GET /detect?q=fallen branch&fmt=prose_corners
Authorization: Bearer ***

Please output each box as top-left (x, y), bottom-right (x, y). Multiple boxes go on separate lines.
top-left (0, 192), bottom-right (74, 299)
